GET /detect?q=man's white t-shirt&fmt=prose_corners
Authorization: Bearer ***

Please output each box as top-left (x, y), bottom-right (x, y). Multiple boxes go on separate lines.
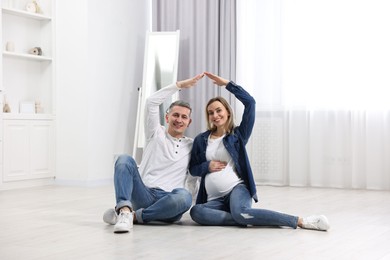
top-left (138, 84), bottom-right (193, 192)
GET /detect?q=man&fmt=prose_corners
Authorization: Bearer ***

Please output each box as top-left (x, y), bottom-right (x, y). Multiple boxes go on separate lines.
top-left (103, 74), bottom-right (203, 233)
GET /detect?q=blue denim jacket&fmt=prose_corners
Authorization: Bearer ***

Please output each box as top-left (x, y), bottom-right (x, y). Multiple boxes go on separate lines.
top-left (189, 81), bottom-right (258, 204)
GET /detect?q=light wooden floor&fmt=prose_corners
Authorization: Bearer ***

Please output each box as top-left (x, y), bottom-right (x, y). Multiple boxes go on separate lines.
top-left (0, 184), bottom-right (389, 260)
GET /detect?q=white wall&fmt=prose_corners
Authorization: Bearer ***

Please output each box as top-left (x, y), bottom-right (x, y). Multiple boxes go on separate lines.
top-left (55, 0), bottom-right (150, 185)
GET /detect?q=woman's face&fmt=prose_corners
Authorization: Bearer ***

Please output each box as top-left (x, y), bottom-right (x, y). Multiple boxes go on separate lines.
top-left (207, 101), bottom-right (229, 129)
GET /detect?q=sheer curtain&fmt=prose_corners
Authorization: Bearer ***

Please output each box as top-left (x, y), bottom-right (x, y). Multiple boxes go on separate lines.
top-left (238, 0), bottom-right (390, 190)
top-left (152, 0), bottom-right (237, 138)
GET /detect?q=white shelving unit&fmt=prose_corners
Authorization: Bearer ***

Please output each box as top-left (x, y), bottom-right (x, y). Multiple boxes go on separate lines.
top-left (3, 50), bottom-right (52, 61)
top-left (2, 6), bottom-right (51, 20)
top-left (1, 0), bottom-right (55, 186)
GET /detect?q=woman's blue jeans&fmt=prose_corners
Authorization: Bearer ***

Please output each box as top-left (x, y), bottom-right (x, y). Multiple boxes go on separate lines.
top-left (190, 183), bottom-right (299, 228)
top-left (114, 154), bottom-right (192, 223)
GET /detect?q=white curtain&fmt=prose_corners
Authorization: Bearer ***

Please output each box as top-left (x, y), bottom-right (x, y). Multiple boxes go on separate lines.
top-left (238, 0), bottom-right (390, 190)
top-left (152, 0), bottom-right (237, 138)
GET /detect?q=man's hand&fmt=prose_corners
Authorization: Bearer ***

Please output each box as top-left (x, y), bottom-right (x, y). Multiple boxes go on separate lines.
top-left (176, 73), bottom-right (204, 89)
top-left (204, 71), bottom-right (229, 86)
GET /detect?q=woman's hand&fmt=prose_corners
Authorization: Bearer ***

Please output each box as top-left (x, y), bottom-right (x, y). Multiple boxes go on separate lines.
top-left (204, 71), bottom-right (229, 86)
top-left (208, 160), bottom-right (227, 172)
top-left (176, 73), bottom-right (204, 89)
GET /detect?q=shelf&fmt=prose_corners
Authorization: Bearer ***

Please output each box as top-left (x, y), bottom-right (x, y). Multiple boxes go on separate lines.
top-left (2, 7), bottom-right (51, 21)
top-left (1, 0), bottom-right (56, 187)
top-left (2, 113), bottom-right (55, 120)
top-left (3, 51), bottom-right (52, 61)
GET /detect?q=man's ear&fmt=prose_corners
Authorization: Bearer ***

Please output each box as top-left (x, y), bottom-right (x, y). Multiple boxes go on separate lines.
top-left (165, 114), bottom-right (169, 123)
top-left (187, 118), bottom-right (192, 127)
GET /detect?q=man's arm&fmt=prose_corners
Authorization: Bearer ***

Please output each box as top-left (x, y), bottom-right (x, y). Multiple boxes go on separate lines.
top-left (144, 84), bottom-right (179, 141)
top-left (144, 74), bottom-right (204, 141)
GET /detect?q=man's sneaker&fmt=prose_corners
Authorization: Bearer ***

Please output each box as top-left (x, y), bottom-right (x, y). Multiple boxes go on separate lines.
top-left (301, 215), bottom-right (330, 231)
top-left (103, 208), bottom-right (117, 225)
top-left (113, 210), bottom-right (133, 233)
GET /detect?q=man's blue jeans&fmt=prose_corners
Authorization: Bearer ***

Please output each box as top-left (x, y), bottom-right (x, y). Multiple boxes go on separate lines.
top-left (114, 154), bottom-right (192, 223)
top-left (190, 183), bottom-right (299, 228)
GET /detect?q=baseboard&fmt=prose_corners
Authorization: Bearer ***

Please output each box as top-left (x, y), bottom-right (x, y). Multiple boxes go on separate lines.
top-left (0, 177), bottom-right (55, 191)
top-left (54, 178), bottom-right (113, 187)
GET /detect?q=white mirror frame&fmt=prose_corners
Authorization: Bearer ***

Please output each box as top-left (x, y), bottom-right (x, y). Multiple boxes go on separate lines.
top-left (133, 30), bottom-right (180, 163)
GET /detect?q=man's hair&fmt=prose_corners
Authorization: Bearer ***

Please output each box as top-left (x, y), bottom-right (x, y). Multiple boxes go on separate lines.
top-left (166, 100), bottom-right (192, 115)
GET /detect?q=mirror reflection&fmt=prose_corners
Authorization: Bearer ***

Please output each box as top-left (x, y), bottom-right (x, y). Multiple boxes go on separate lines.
top-left (133, 31), bottom-right (180, 161)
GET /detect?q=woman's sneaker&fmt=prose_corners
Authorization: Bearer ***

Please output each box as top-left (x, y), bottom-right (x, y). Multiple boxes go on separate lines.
top-left (113, 209), bottom-right (133, 233)
top-left (301, 215), bottom-right (330, 231)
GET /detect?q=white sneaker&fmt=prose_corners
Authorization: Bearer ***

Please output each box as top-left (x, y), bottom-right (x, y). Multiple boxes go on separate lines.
top-left (113, 210), bottom-right (133, 233)
top-left (301, 215), bottom-right (330, 231)
top-left (103, 208), bottom-right (117, 225)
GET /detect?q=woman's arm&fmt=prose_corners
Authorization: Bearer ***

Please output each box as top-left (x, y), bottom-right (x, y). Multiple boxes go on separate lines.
top-left (189, 135), bottom-right (210, 177)
top-left (226, 82), bottom-right (256, 144)
top-left (203, 71), bottom-right (256, 143)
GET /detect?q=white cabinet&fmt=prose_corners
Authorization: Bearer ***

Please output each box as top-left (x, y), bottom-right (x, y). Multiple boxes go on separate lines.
top-left (3, 119), bottom-right (54, 181)
top-left (1, 0), bottom-right (55, 185)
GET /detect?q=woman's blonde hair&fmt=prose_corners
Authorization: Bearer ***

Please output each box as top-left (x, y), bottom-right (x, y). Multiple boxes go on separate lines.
top-left (205, 97), bottom-right (235, 134)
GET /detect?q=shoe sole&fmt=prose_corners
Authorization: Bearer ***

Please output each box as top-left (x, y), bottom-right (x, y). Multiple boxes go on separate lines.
top-left (114, 229), bottom-right (130, 233)
top-left (114, 226), bottom-right (133, 233)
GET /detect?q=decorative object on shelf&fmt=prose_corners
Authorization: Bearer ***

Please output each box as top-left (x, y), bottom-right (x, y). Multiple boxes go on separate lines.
top-left (19, 101), bottom-right (36, 113)
top-left (26, 1), bottom-right (41, 13)
top-left (26, 2), bottom-right (37, 13)
top-left (35, 101), bottom-right (44, 113)
top-left (3, 103), bottom-right (11, 113)
top-left (3, 95), bottom-right (11, 113)
top-left (29, 47), bottom-right (43, 56)
top-left (6, 41), bottom-right (15, 52)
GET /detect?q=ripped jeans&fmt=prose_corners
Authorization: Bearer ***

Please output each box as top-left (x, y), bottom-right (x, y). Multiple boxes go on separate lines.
top-left (190, 183), bottom-right (299, 228)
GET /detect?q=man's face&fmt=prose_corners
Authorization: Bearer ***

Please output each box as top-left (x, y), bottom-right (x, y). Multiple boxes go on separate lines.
top-left (165, 105), bottom-right (192, 138)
